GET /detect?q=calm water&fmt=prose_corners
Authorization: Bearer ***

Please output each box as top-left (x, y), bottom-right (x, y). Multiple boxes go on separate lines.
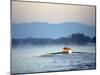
top-left (11, 45), bottom-right (96, 74)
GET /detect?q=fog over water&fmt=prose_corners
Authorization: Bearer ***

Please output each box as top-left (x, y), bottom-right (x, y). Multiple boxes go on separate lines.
top-left (12, 45), bottom-right (95, 56)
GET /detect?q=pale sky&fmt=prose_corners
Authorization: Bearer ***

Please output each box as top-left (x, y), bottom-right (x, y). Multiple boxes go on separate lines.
top-left (12, 1), bottom-right (96, 26)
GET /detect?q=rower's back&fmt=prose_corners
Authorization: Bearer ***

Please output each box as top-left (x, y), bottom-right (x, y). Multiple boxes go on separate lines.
top-left (62, 47), bottom-right (72, 54)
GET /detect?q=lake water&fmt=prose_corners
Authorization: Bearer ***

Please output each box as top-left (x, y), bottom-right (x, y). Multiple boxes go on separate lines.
top-left (11, 45), bottom-right (96, 74)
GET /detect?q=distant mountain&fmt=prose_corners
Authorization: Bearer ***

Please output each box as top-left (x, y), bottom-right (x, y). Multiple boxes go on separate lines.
top-left (12, 22), bottom-right (95, 39)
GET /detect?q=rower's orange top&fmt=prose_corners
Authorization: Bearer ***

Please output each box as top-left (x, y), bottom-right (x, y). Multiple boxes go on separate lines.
top-left (62, 47), bottom-right (71, 53)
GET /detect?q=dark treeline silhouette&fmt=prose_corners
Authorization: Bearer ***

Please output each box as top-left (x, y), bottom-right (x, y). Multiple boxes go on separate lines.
top-left (12, 33), bottom-right (96, 47)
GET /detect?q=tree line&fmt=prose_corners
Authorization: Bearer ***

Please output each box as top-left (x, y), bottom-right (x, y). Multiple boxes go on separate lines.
top-left (12, 33), bottom-right (96, 47)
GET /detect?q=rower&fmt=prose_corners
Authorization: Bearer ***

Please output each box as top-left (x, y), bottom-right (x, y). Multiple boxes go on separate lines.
top-left (62, 47), bottom-right (72, 54)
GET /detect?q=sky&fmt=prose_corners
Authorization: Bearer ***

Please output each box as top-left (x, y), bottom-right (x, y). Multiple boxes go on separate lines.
top-left (12, 1), bottom-right (96, 39)
top-left (12, 1), bottom-right (95, 26)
